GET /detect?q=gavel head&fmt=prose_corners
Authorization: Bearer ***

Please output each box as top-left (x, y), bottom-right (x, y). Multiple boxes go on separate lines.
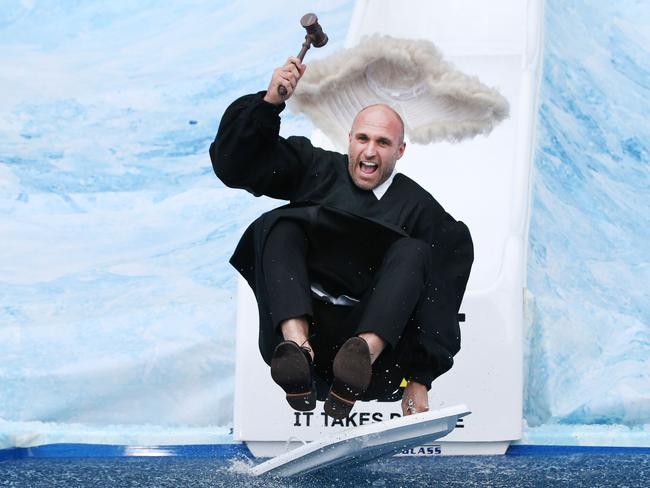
top-left (300, 13), bottom-right (328, 48)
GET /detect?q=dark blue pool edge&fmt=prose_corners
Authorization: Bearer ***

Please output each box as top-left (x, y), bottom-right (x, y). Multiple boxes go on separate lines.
top-left (1, 443), bottom-right (649, 460)
top-left (0, 443), bottom-right (251, 460)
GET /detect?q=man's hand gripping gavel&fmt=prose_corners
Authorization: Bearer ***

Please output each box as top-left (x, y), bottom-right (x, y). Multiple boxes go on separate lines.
top-left (263, 56), bottom-right (306, 106)
top-left (263, 13), bottom-right (328, 106)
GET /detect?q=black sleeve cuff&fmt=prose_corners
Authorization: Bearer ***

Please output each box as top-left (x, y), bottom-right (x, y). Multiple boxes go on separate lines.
top-left (405, 369), bottom-right (435, 391)
top-left (244, 91), bottom-right (284, 140)
top-left (250, 91), bottom-right (285, 118)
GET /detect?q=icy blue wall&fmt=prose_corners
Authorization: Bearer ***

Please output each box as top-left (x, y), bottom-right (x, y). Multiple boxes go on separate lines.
top-left (0, 0), bottom-right (354, 446)
top-left (525, 0), bottom-right (649, 444)
top-left (0, 0), bottom-right (648, 447)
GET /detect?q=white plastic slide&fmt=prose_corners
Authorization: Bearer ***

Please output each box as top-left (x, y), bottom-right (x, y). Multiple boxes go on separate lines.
top-left (250, 405), bottom-right (470, 477)
top-left (235, 0), bottom-right (543, 456)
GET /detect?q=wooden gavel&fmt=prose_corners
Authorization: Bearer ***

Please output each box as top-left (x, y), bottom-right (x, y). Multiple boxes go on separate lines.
top-left (277, 13), bottom-right (329, 96)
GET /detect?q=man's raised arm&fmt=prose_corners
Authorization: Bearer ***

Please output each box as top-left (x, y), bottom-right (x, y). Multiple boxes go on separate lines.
top-left (209, 58), bottom-right (311, 200)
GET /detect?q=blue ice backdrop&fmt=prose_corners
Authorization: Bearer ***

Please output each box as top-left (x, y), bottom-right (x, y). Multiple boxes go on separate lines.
top-left (0, 0), bottom-right (355, 447)
top-left (0, 0), bottom-right (648, 448)
top-left (523, 0), bottom-right (650, 445)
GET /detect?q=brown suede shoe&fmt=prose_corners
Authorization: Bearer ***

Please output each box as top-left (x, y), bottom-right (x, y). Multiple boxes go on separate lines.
top-left (270, 341), bottom-right (316, 411)
top-left (324, 337), bottom-right (372, 419)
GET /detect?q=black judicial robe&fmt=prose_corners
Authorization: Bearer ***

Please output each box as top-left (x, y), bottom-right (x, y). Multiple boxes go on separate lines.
top-left (209, 92), bottom-right (474, 389)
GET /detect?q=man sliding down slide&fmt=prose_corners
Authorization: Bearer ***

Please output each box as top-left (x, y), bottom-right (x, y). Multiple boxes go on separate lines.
top-left (210, 57), bottom-right (473, 419)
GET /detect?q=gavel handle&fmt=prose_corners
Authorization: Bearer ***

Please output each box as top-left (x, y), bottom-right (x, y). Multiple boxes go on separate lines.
top-left (278, 35), bottom-right (312, 96)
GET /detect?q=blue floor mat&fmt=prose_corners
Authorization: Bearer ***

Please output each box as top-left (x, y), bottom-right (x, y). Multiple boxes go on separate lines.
top-left (1, 451), bottom-right (649, 487)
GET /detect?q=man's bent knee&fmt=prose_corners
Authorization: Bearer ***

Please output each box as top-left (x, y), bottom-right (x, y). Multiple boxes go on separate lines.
top-left (384, 237), bottom-right (431, 272)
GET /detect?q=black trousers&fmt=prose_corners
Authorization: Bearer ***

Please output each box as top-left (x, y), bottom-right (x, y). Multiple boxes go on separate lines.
top-left (261, 218), bottom-right (431, 401)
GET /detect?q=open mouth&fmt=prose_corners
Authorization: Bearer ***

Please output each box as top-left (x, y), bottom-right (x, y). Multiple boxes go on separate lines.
top-left (359, 161), bottom-right (378, 175)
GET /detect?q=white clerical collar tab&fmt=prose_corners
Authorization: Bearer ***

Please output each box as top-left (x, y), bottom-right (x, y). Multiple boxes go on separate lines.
top-left (373, 172), bottom-right (396, 200)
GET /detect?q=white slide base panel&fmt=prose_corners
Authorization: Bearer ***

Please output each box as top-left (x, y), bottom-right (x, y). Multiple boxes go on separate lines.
top-left (249, 405), bottom-right (469, 477)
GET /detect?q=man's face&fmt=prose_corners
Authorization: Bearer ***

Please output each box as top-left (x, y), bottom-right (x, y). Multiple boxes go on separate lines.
top-left (347, 105), bottom-right (406, 191)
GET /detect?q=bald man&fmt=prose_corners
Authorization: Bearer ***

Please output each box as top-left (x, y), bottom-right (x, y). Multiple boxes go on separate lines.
top-left (210, 58), bottom-right (473, 420)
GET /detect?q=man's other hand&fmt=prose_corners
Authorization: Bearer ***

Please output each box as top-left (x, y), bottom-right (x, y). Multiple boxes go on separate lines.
top-left (263, 57), bottom-right (306, 105)
top-left (401, 381), bottom-right (429, 415)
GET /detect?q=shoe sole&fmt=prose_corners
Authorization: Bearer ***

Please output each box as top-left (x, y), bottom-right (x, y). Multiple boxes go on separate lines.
top-left (271, 341), bottom-right (316, 411)
top-left (324, 337), bottom-right (372, 419)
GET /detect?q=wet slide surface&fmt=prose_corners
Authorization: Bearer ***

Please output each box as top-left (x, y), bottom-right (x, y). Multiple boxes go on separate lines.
top-left (1, 451), bottom-right (649, 487)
